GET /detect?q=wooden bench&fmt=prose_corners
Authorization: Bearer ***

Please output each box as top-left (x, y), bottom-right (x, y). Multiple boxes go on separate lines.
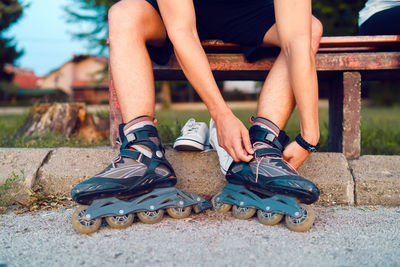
top-left (109, 35), bottom-right (400, 159)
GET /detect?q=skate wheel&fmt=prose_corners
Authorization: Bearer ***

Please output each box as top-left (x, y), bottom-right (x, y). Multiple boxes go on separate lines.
top-left (105, 214), bottom-right (134, 229)
top-left (137, 209), bottom-right (164, 224)
top-left (256, 210), bottom-right (284, 226)
top-left (285, 204), bottom-right (315, 232)
top-left (71, 205), bottom-right (102, 235)
top-left (211, 195), bottom-right (231, 213)
top-left (166, 206), bottom-right (192, 219)
top-left (231, 205), bottom-right (256, 220)
top-left (193, 204), bottom-right (201, 214)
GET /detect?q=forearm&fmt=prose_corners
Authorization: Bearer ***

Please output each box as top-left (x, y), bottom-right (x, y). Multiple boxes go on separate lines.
top-left (169, 30), bottom-right (232, 119)
top-left (288, 48), bottom-right (320, 144)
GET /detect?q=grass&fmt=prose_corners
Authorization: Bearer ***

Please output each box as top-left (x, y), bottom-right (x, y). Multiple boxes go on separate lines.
top-left (0, 112), bottom-right (109, 148)
top-left (0, 105), bottom-right (399, 155)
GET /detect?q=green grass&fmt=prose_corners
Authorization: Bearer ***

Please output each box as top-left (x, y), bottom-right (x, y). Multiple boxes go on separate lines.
top-left (0, 112), bottom-right (109, 148)
top-left (1, 105), bottom-right (399, 155)
top-left (154, 107), bottom-right (330, 151)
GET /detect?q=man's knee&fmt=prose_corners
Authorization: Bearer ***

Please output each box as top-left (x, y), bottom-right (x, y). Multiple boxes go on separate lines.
top-left (311, 17), bottom-right (323, 53)
top-left (108, 0), bottom-right (147, 36)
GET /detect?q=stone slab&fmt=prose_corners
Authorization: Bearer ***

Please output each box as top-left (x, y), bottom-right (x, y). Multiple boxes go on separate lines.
top-left (0, 148), bottom-right (51, 203)
top-left (298, 153), bottom-right (354, 205)
top-left (349, 155), bottom-right (400, 205)
top-left (37, 147), bottom-right (118, 195)
top-left (37, 148), bottom-right (354, 206)
top-left (166, 150), bottom-right (226, 199)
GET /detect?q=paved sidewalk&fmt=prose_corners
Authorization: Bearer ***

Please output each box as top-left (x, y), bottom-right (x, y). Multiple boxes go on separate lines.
top-left (1, 206), bottom-right (399, 266)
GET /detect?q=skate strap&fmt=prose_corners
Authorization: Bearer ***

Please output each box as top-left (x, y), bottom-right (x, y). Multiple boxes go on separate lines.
top-left (255, 147), bottom-right (282, 158)
top-left (119, 149), bottom-right (151, 165)
top-left (249, 125), bottom-right (289, 151)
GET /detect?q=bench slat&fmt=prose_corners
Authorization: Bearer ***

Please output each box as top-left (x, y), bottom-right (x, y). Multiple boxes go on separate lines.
top-left (153, 51), bottom-right (400, 80)
top-left (202, 35), bottom-right (400, 53)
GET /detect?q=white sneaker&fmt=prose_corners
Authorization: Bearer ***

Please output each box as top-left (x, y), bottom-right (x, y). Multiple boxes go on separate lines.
top-left (173, 118), bottom-right (209, 151)
top-left (209, 118), bottom-right (233, 175)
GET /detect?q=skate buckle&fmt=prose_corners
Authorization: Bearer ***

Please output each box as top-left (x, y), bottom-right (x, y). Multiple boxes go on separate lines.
top-left (150, 205), bottom-right (155, 210)
top-left (156, 150), bottom-right (163, 158)
top-left (119, 209), bottom-right (124, 215)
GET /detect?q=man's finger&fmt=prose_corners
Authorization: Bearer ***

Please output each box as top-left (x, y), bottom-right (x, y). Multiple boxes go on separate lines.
top-left (241, 128), bottom-right (254, 155)
top-left (226, 145), bottom-right (239, 162)
top-left (233, 138), bottom-right (252, 162)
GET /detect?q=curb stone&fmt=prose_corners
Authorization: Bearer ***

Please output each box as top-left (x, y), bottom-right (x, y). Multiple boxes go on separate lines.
top-left (0, 148), bottom-right (51, 202)
top-left (349, 155), bottom-right (400, 205)
top-left (1, 147), bottom-right (399, 206)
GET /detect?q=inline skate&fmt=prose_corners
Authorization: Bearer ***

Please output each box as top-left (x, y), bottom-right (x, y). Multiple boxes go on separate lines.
top-left (212, 117), bottom-right (320, 232)
top-left (71, 116), bottom-right (211, 234)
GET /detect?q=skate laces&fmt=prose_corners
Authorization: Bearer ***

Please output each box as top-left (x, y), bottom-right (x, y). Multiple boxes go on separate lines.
top-left (111, 155), bottom-right (122, 168)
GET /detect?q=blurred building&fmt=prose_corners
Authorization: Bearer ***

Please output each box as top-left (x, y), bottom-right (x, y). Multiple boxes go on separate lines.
top-left (38, 55), bottom-right (108, 104)
top-left (2, 65), bottom-right (66, 104)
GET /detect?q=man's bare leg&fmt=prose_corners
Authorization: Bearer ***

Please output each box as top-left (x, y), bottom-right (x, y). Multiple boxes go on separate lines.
top-left (108, 0), bottom-right (168, 122)
top-left (256, 16), bottom-right (323, 168)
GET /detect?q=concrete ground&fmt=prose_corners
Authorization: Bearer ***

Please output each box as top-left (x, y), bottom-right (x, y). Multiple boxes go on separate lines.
top-left (1, 206), bottom-right (399, 266)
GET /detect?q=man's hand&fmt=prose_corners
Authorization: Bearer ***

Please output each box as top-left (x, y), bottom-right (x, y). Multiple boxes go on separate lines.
top-left (282, 141), bottom-right (310, 170)
top-left (214, 113), bottom-right (254, 162)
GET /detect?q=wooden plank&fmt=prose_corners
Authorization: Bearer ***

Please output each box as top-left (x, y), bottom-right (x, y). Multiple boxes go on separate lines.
top-left (153, 52), bottom-right (400, 76)
top-left (342, 72), bottom-right (361, 159)
top-left (202, 35), bottom-right (400, 52)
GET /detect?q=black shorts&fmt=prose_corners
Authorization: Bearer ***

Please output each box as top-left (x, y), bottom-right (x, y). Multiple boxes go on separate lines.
top-left (145, 0), bottom-right (275, 65)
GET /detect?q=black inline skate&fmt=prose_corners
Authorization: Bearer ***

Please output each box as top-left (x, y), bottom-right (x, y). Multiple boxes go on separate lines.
top-left (71, 116), bottom-right (211, 234)
top-left (212, 117), bottom-right (320, 232)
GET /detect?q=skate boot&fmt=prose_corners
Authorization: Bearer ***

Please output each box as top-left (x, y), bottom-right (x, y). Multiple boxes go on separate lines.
top-left (212, 117), bottom-right (320, 232)
top-left (71, 116), bottom-right (211, 234)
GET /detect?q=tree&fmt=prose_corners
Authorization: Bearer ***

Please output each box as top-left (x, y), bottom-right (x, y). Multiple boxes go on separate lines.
top-left (312, 0), bottom-right (366, 36)
top-left (65, 0), bottom-right (118, 54)
top-left (0, 0), bottom-right (24, 94)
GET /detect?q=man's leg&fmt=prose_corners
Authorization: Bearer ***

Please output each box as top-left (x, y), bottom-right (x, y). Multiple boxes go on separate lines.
top-left (108, 0), bottom-right (167, 122)
top-left (257, 16), bottom-right (323, 130)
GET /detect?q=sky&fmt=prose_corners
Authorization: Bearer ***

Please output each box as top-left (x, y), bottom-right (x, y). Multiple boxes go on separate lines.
top-left (6, 0), bottom-right (95, 76)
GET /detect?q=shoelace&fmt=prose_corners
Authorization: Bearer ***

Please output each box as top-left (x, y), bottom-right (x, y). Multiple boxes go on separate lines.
top-left (111, 155), bottom-right (122, 168)
top-left (182, 120), bottom-right (201, 135)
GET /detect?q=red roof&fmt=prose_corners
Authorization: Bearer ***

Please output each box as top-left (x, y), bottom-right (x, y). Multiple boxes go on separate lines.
top-left (4, 65), bottom-right (40, 89)
top-left (14, 72), bottom-right (40, 89)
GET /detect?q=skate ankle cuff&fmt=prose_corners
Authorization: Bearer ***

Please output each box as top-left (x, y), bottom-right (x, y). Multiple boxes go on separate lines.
top-left (249, 125), bottom-right (289, 151)
top-left (255, 147), bottom-right (282, 158)
top-left (119, 149), bottom-right (152, 165)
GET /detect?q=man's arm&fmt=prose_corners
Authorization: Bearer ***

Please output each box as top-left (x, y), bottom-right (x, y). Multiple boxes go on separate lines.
top-left (157, 0), bottom-right (254, 162)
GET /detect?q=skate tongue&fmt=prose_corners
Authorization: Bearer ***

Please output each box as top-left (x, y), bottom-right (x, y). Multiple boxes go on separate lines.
top-left (253, 142), bottom-right (282, 158)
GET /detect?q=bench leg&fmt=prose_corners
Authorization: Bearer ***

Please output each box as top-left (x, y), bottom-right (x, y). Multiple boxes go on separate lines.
top-left (109, 66), bottom-right (123, 148)
top-left (328, 71), bottom-right (361, 159)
